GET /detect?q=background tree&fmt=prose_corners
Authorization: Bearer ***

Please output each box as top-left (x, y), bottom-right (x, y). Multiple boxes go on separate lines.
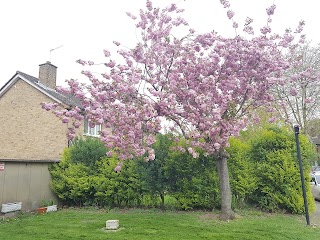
top-left (43, 1), bottom-right (305, 220)
top-left (305, 118), bottom-right (320, 138)
top-left (273, 42), bottom-right (320, 133)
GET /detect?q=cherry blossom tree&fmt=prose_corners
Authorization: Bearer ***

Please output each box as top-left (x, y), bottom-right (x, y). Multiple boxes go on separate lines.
top-left (43, 0), bottom-right (305, 219)
top-left (273, 42), bottom-right (320, 133)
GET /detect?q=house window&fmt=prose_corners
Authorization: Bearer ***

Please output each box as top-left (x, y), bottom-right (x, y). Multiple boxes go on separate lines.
top-left (84, 119), bottom-right (101, 136)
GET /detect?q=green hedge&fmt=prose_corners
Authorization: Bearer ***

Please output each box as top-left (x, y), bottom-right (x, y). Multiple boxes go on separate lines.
top-left (228, 126), bottom-right (316, 213)
top-left (49, 128), bottom-right (317, 213)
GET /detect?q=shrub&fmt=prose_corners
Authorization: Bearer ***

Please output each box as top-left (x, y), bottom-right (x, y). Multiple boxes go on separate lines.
top-left (247, 126), bottom-right (315, 213)
top-left (94, 156), bottom-right (144, 207)
top-left (227, 137), bottom-right (258, 208)
top-left (50, 138), bottom-right (107, 206)
top-left (69, 137), bottom-right (107, 169)
top-left (136, 133), bottom-right (173, 208)
top-left (49, 149), bottom-right (93, 206)
top-left (165, 149), bottom-right (220, 210)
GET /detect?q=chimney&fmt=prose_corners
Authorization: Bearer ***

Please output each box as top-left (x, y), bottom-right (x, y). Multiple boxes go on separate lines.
top-left (38, 61), bottom-right (57, 89)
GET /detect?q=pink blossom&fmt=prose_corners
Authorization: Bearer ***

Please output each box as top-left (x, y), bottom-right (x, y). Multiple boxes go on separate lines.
top-left (295, 20), bottom-right (305, 33)
top-left (56, 86), bottom-right (71, 94)
top-left (227, 10), bottom-right (234, 19)
top-left (305, 98), bottom-right (313, 104)
top-left (244, 17), bottom-right (253, 26)
top-left (253, 116), bottom-right (261, 124)
top-left (73, 121), bottom-right (81, 128)
top-left (148, 149), bottom-right (155, 160)
top-left (290, 88), bottom-right (298, 96)
top-left (214, 143), bottom-right (221, 150)
top-left (167, 4), bottom-right (177, 12)
top-left (260, 26), bottom-right (271, 35)
top-left (43, 0), bottom-right (305, 173)
top-left (266, 4), bottom-right (276, 16)
top-left (76, 59), bottom-right (87, 66)
top-left (62, 117), bottom-right (69, 123)
top-left (105, 60), bottom-right (116, 68)
top-left (67, 130), bottom-right (76, 140)
top-left (101, 73), bottom-right (110, 79)
top-left (41, 102), bottom-right (58, 111)
top-left (220, 0), bottom-right (230, 8)
top-left (299, 34), bottom-right (306, 44)
top-left (106, 151), bottom-right (113, 157)
top-left (81, 70), bottom-right (93, 78)
top-left (146, 0), bottom-right (152, 11)
top-left (103, 49), bottom-right (111, 57)
top-left (126, 12), bottom-right (137, 20)
top-left (113, 41), bottom-right (120, 46)
top-left (114, 162), bottom-right (122, 172)
top-left (232, 22), bottom-right (238, 29)
top-left (268, 116), bottom-right (277, 123)
top-left (243, 25), bottom-right (254, 35)
top-left (192, 152), bottom-right (199, 158)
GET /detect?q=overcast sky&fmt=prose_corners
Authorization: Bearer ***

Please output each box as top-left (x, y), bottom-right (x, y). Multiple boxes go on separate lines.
top-left (1, 0), bottom-right (320, 89)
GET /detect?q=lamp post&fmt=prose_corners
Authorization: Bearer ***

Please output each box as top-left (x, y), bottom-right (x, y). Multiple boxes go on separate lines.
top-left (294, 124), bottom-right (310, 225)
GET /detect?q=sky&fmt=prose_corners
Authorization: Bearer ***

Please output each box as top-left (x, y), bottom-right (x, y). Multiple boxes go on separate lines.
top-left (1, 0), bottom-right (320, 89)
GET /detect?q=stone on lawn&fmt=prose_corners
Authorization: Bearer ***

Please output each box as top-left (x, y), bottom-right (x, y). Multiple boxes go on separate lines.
top-left (106, 220), bottom-right (119, 230)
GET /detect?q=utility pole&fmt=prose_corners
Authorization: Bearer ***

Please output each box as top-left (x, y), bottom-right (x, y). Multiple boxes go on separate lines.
top-left (294, 124), bottom-right (310, 226)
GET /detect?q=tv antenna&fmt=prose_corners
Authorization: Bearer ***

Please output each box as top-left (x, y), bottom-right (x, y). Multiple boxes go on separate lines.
top-left (49, 45), bottom-right (63, 61)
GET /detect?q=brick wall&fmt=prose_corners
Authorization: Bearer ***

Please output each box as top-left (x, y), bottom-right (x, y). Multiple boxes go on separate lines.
top-left (39, 61), bottom-right (57, 89)
top-left (0, 79), bottom-right (70, 161)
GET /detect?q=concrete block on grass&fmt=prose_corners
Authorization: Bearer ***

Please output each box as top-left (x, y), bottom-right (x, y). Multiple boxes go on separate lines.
top-left (106, 220), bottom-right (119, 230)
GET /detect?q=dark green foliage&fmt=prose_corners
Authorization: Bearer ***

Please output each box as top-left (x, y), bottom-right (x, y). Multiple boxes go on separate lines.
top-left (136, 133), bottom-right (173, 208)
top-left (94, 157), bottom-right (143, 207)
top-left (165, 146), bottom-right (220, 210)
top-left (69, 137), bottom-right (107, 169)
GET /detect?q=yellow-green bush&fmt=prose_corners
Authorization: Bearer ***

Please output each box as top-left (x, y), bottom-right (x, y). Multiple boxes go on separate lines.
top-left (228, 126), bottom-right (316, 213)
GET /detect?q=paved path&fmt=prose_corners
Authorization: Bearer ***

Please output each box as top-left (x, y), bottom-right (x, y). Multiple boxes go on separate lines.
top-left (310, 200), bottom-right (320, 226)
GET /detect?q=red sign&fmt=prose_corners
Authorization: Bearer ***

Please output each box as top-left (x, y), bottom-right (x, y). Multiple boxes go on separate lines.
top-left (0, 162), bottom-right (5, 171)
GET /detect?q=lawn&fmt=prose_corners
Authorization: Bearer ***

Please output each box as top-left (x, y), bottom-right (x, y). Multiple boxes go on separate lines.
top-left (1, 208), bottom-right (319, 240)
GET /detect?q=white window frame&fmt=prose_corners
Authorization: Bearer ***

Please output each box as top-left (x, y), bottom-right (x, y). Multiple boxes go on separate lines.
top-left (84, 119), bottom-right (101, 136)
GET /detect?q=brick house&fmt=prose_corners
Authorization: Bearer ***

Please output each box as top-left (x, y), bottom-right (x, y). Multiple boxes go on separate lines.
top-left (0, 61), bottom-right (85, 212)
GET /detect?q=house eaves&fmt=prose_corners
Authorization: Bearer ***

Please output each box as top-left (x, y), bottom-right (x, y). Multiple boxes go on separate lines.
top-left (0, 71), bottom-right (82, 108)
top-left (0, 158), bottom-right (60, 163)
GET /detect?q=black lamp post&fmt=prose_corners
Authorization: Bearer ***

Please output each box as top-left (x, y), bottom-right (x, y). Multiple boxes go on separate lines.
top-left (294, 124), bottom-right (310, 226)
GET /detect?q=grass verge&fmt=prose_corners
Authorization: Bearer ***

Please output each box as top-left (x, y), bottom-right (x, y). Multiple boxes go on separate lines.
top-left (0, 208), bottom-right (319, 240)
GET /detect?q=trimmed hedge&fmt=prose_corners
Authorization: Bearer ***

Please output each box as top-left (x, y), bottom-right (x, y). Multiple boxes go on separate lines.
top-left (50, 127), bottom-right (317, 213)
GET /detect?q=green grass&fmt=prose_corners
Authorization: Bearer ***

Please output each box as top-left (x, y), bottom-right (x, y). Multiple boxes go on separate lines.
top-left (1, 208), bottom-right (319, 240)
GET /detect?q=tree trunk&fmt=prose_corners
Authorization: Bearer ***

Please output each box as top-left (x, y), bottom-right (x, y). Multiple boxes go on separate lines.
top-left (160, 192), bottom-right (165, 210)
top-left (216, 151), bottom-right (235, 220)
